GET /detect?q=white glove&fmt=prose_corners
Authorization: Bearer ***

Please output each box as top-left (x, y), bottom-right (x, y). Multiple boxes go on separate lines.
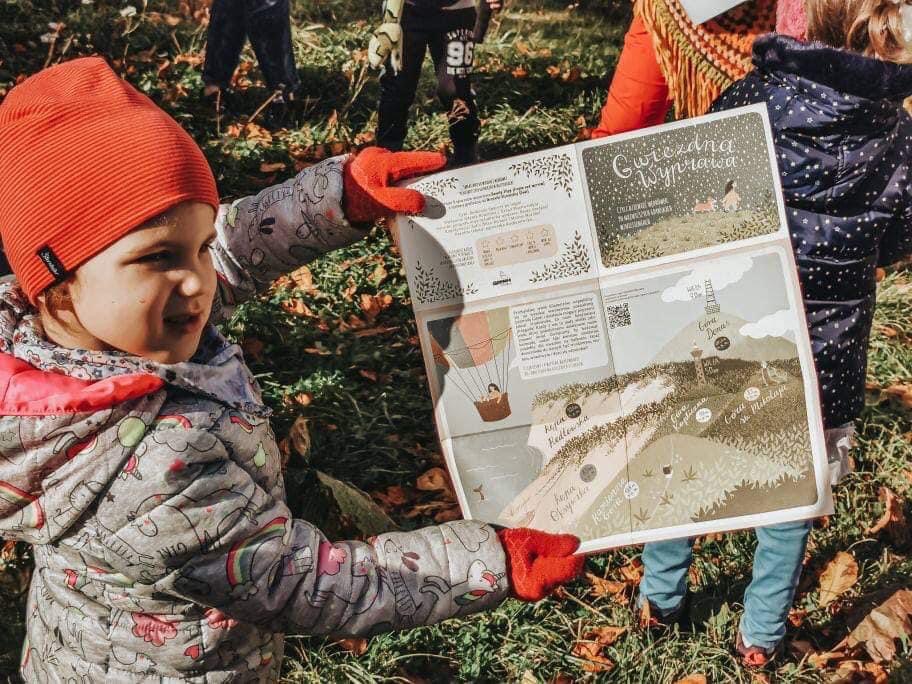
top-left (368, 22), bottom-right (403, 73)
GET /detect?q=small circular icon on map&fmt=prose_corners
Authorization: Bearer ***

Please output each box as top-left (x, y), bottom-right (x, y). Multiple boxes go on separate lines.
top-left (744, 387), bottom-right (761, 402)
top-left (580, 464), bottom-right (597, 483)
top-left (714, 336), bottom-right (731, 351)
top-left (566, 403), bottom-right (581, 418)
top-left (623, 481), bottom-right (640, 499)
top-left (695, 408), bottom-right (713, 423)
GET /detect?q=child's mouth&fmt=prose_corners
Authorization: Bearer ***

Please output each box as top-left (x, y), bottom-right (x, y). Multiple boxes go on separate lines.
top-left (164, 313), bottom-right (204, 334)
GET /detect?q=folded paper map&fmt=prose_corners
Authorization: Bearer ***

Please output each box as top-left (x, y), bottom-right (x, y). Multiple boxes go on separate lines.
top-left (393, 105), bottom-right (832, 553)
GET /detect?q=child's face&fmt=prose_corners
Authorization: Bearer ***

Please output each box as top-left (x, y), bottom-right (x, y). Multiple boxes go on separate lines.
top-left (61, 201), bottom-right (217, 364)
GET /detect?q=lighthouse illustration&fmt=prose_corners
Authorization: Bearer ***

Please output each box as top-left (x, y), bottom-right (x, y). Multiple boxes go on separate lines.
top-left (691, 342), bottom-right (706, 385)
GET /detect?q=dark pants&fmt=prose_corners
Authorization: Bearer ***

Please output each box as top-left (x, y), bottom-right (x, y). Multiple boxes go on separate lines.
top-left (202, 0), bottom-right (299, 94)
top-left (377, 6), bottom-right (479, 163)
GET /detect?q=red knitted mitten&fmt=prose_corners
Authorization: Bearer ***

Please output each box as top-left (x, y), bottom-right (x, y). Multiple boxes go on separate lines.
top-left (342, 146), bottom-right (447, 224)
top-left (496, 528), bottom-right (584, 601)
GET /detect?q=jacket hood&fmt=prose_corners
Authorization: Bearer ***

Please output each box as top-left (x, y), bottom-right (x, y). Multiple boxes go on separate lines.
top-left (754, 34), bottom-right (912, 103)
top-left (751, 34), bottom-right (912, 205)
top-left (0, 280), bottom-right (268, 543)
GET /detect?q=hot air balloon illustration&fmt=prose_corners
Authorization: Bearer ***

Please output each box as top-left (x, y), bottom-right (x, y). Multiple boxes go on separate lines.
top-left (428, 308), bottom-right (513, 422)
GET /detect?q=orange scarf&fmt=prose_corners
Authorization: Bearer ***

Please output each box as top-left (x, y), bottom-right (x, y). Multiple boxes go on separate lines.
top-left (637, 0), bottom-right (777, 118)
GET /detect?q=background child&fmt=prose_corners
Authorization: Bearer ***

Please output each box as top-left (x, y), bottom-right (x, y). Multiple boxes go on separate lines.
top-left (638, 0), bottom-right (912, 667)
top-left (0, 57), bottom-right (582, 681)
top-left (202, 0), bottom-right (300, 127)
top-left (370, 0), bottom-right (499, 166)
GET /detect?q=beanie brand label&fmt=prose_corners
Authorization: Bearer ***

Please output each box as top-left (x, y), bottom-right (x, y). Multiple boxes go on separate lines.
top-left (37, 245), bottom-right (66, 280)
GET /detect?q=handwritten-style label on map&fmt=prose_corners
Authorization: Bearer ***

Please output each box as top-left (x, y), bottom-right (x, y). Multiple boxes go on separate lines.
top-left (476, 225), bottom-right (558, 269)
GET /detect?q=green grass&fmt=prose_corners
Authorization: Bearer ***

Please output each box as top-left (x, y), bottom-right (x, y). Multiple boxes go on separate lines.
top-left (1, 1), bottom-right (911, 681)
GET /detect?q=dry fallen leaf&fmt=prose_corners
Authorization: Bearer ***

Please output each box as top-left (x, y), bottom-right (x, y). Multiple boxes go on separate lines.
top-left (817, 551), bottom-right (858, 607)
top-left (415, 467), bottom-right (454, 496)
top-left (883, 382), bottom-right (912, 410)
top-left (571, 637), bottom-right (614, 673)
top-left (585, 626), bottom-right (627, 647)
top-left (830, 659), bottom-right (889, 683)
top-left (674, 676), bottom-right (707, 684)
top-left (281, 298), bottom-right (314, 317)
top-left (638, 598), bottom-right (652, 629)
top-left (333, 637), bottom-right (368, 656)
top-left (866, 486), bottom-right (909, 545)
top-left (807, 650), bottom-right (845, 668)
top-left (288, 265), bottom-right (318, 295)
top-left (372, 486), bottom-right (409, 512)
top-left (288, 416), bottom-right (311, 461)
top-left (562, 66), bottom-right (582, 82)
top-left (547, 674), bottom-right (574, 684)
top-left (619, 558), bottom-right (644, 585)
top-left (511, 65), bottom-right (529, 79)
top-left (359, 292), bottom-right (393, 322)
top-left (371, 262), bottom-right (388, 286)
top-left (352, 326), bottom-right (399, 338)
top-left (585, 572), bottom-right (627, 600)
top-left (838, 589), bottom-right (912, 662)
top-left (433, 507), bottom-right (461, 523)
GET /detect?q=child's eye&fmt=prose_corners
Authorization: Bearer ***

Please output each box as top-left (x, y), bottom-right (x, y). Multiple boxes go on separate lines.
top-left (137, 251), bottom-right (171, 264)
top-left (201, 239), bottom-right (216, 253)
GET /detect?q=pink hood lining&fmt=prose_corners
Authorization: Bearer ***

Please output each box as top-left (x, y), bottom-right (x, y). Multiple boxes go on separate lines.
top-left (0, 352), bottom-right (164, 416)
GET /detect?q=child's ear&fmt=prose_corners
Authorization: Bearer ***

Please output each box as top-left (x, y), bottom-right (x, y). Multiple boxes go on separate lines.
top-left (37, 280), bottom-right (75, 318)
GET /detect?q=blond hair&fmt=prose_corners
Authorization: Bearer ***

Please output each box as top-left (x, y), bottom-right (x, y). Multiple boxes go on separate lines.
top-left (805, 0), bottom-right (912, 63)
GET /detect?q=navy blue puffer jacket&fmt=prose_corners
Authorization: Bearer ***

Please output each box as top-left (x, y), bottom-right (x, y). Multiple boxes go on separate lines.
top-left (712, 35), bottom-right (912, 429)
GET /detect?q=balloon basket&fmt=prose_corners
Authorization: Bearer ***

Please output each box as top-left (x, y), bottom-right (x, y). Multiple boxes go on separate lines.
top-left (474, 393), bottom-right (512, 422)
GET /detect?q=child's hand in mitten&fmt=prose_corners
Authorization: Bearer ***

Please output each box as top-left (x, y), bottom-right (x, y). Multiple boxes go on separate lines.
top-left (497, 528), bottom-right (584, 601)
top-left (343, 146), bottom-right (447, 225)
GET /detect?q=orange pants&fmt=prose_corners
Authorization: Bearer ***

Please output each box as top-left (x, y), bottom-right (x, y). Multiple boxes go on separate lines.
top-left (591, 14), bottom-right (671, 138)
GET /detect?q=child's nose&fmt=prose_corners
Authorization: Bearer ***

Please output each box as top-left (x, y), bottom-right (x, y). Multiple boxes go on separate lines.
top-left (178, 269), bottom-right (205, 298)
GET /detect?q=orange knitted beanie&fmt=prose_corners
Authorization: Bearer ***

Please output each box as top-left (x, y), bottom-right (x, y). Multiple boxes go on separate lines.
top-left (0, 56), bottom-right (219, 303)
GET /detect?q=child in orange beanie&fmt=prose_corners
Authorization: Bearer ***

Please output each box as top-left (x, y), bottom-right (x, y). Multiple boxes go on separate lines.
top-left (0, 57), bottom-right (582, 681)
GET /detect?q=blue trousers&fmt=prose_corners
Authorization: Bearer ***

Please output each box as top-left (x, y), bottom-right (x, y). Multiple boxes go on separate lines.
top-left (640, 520), bottom-right (811, 649)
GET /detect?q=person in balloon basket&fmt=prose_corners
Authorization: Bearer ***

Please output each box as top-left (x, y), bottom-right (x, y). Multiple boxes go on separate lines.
top-left (0, 56), bottom-right (583, 682)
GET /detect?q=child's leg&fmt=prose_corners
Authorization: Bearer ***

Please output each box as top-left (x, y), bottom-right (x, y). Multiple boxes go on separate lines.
top-left (244, 0), bottom-right (300, 95)
top-left (202, 0), bottom-right (248, 90)
top-left (740, 520), bottom-right (811, 649)
top-left (639, 537), bottom-right (694, 615)
top-left (428, 9), bottom-right (479, 165)
top-left (591, 13), bottom-right (671, 138)
top-left (377, 28), bottom-right (429, 151)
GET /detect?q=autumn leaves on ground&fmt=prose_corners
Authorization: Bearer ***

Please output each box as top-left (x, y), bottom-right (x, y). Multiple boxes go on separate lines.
top-left (1, 1), bottom-right (911, 681)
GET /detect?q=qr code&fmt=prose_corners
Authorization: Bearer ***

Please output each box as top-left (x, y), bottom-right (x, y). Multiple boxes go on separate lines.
top-left (607, 303), bottom-right (631, 329)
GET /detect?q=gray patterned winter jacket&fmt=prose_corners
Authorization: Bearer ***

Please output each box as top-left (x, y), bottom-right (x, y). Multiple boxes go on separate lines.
top-left (0, 156), bottom-right (508, 682)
